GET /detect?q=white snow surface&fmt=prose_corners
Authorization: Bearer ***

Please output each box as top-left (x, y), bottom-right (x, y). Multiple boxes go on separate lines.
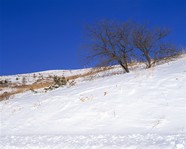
top-left (0, 57), bottom-right (186, 149)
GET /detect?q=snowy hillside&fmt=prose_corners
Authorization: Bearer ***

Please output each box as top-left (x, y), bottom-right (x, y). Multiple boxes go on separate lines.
top-left (0, 56), bottom-right (186, 149)
top-left (0, 68), bottom-right (91, 85)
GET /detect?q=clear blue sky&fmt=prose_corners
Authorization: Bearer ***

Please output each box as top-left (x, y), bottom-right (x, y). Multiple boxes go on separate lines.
top-left (0, 0), bottom-right (186, 75)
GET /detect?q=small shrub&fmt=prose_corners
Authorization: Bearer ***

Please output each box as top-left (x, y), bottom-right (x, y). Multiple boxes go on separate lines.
top-left (0, 92), bottom-right (14, 101)
top-left (44, 76), bottom-right (74, 92)
top-left (53, 76), bottom-right (68, 86)
top-left (0, 80), bottom-right (10, 87)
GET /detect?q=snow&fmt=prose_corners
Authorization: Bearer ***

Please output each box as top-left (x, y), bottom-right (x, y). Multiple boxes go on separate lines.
top-left (1, 134), bottom-right (186, 149)
top-left (0, 56), bottom-right (186, 148)
top-left (0, 68), bottom-right (91, 85)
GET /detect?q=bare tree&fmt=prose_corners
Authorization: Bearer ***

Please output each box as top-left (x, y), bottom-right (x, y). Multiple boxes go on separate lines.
top-left (132, 24), bottom-right (171, 68)
top-left (86, 20), bottom-right (180, 71)
top-left (86, 21), bottom-right (134, 73)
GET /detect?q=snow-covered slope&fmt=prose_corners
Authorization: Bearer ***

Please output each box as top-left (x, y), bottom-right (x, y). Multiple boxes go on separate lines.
top-left (0, 68), bottom-right (91, 85)
top-left (0, 56), bottom-right (186, 149)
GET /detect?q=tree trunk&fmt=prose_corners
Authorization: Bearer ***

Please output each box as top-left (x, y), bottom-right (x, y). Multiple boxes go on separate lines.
top-left (118, 61), bottom-right (129, 73)
top-left (144, 51), bottom-right (152, 68)
top-left (146, 56), bottom-right (152, 68)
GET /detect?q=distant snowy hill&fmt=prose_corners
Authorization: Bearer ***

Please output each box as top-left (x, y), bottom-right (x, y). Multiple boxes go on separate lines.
top-left (0, 56), bottom-right (186, 149)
